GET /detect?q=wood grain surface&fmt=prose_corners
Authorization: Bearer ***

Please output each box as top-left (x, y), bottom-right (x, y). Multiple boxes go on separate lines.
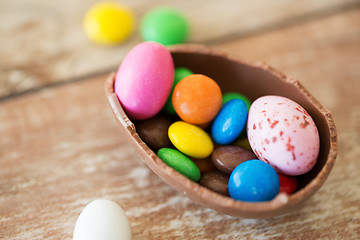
top-left (1, 1), bottom-right (360, 240)
top-left (0, 0), bottom-right (358, 98)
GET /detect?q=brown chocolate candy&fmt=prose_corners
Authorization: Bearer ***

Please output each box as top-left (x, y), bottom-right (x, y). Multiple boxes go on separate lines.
top-left (211, 145), bottom-right (257, 175)
top-left (200, 171), bottom-right (229, 196)
top-left (135, 114), bottom-right (173, 150)
top-left (190, 156), bottom-right (216, 173)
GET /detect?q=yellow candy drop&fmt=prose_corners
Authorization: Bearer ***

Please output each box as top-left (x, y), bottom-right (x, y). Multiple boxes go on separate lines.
top-left (83, 2), bottom-right (135, 45)
top-left (234, 137), bottom-right (252, 151)
top-left (168, 121), bottom-right (214, 159)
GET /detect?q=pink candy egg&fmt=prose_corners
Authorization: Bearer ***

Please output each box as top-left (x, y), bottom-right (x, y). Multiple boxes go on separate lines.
top-left (247, 96), bottom-right (320, 176)
top-left (115, 42), bottom-right (174, 120)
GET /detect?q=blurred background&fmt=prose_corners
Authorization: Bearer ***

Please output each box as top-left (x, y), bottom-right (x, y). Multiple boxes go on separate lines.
top-left (1, 0), bottom-right (358, 99)
top-left (1, 0), bottom-right (359, 239)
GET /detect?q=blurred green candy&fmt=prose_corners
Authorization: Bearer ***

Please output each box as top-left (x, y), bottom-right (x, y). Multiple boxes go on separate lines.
top-left (163, 67), bottom-right (194, 114)
top-left (222, 92), bottom-right (251, 110)
top-left (140, 7), bottom-right (189, 45)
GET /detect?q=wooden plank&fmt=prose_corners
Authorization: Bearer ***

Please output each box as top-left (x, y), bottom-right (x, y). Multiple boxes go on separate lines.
top-left (0, 0), bottom-right (358, 98)
top-left (1, 6), bottom-right (360, 240)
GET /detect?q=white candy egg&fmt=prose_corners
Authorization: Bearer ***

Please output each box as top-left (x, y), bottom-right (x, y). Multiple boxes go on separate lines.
top-left (73, 199), bottom-right (132, 240)
top-left (247, 95), bottom-right (320, 176)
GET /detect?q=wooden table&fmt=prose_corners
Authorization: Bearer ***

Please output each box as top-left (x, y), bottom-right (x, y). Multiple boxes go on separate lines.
top-left (1, 0), bottom-right (359, 239)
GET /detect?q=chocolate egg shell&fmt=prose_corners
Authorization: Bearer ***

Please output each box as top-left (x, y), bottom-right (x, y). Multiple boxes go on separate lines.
top-left (105, 44), bottom-right (337, 218)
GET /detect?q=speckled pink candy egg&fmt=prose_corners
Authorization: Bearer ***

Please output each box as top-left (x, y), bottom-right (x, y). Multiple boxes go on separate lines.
top-left (115, 42), bottom-right (174, 120)
top-left (247, 96), bottom-right (320, 176)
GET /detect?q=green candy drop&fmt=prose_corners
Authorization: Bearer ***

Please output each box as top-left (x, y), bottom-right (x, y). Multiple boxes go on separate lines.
top-left (222, 92), bottom-right (251, 110)
top-left (140, 7), bottom-right (189, 45)
top-left (163, 67), bottom-right (193, 114)
top-left (157, 148), bottom-right (201, 182)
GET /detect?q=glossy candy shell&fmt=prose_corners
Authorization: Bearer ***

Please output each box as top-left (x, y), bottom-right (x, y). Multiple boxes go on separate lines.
top-left (172, 74), bottom-right (222, 125)
top-left (135, 114), bottom-right (173, 150)
top-left (115, 42), bottom-right (174, 120)
top-left (168, 121), bottom-right (214, 159)
top-left (200, 171), bottom-right (229, 196)
top-left (212, 99), bottom-right (248, 145)
top-left (157, 148), bottom-right (200, 182)
top-left (211, 145), bottom-right (256, 175)
top-left (229, 160), bottom-right (280, 202)
top-left (278, 173), bottom-right (298, 194)
top-left (191, 156), bottom-right (217, 174)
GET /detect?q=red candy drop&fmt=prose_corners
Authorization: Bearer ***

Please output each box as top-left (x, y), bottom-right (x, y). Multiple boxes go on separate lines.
top-left (278, 173), bottom-right (298, 194)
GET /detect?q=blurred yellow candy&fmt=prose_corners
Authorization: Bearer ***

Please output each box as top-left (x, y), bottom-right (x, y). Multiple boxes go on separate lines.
top-left (234, 137), bottom-right (252, 151)
top-left (83, 2), bottom-right (135, 45)
top-left (168, 121), bottom-right (214, 159)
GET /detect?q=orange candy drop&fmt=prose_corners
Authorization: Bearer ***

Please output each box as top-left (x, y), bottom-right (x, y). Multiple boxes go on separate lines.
top-left (172, 74), bottom-right (222, 125)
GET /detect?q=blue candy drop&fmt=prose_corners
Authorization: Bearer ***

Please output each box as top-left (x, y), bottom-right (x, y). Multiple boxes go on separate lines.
top-left (211, 99), bottom-right (248, 145)
top-left (228, 160), bottom-right (280, 202)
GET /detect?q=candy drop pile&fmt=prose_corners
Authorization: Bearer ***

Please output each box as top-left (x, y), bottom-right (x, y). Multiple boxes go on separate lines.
top-left (115, 42), bottom-right (320, 202)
